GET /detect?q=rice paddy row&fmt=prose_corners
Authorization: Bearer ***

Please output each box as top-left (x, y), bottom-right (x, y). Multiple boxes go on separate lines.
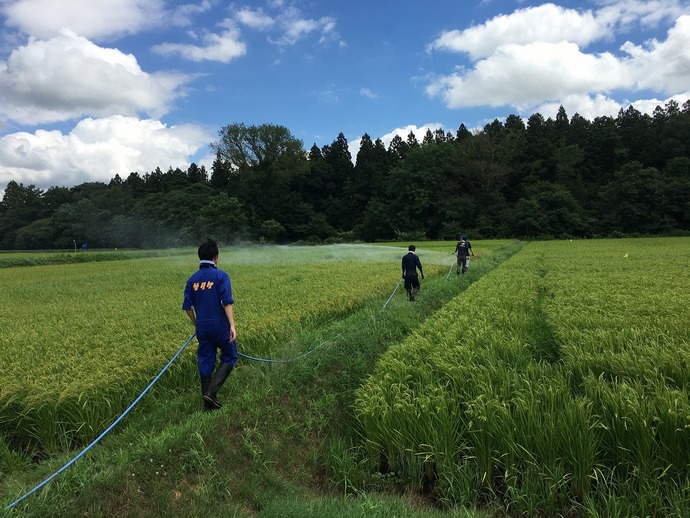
top-left (354, 237), bottom-right (690, 516)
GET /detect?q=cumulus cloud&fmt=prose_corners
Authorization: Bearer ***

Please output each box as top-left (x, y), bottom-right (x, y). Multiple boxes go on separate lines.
top-left (427, 41), bottom-right (629, 109)
top-left (0, 115), bottom-right (212, 192)
top-left (426, 3), bottom-right (690, 116)
top-left (622, 14), bottom-right (690, 93)
top-left (429, 1), bottom-right (687, 60)
top-left (428, 4), bottom-right (606, 60)
top-left (0, 31), bottom-right (191, 125)
top-left (1, 0), bottom-right (166, 40)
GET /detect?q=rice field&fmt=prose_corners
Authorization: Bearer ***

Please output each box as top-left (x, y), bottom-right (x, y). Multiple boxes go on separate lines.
top-left (355, 237), bottom-right (690, 515)
top-left (0, 243), bottom-right (451, 453)
top-left (4, 237), bottom-right (687, 515)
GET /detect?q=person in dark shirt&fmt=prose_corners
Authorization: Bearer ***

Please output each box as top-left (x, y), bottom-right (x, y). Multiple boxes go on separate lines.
top-left (182, 238), bottom-right (238, 411)
top-left (454, 234), bottom-right (474, 274)
top-left (401, 244), bottom-right (424, 301)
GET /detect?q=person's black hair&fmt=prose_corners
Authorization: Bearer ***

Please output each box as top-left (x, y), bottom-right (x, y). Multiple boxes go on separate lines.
top-left (408, 244), bottom-right (416, 251)
top-left (198, 238), bottom-right (219, 261)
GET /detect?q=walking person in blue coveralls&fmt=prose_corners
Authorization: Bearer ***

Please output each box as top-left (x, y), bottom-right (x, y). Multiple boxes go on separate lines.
top-left (183, 238), bottom-right (238, 411)
top-left (402, 244), bottom-right (424, 301)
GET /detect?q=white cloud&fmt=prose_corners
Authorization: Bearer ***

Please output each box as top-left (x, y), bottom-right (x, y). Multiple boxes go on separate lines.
top-left (270, 6), bottom-right (339, 46)
top-left (236, 7), bottom-right (274, 30)
top-left (429, 1), bottom-right (688, 61)
top-left (426, 5), bottom-right (690, 115)
top-left (278, 18), bottom-right (331, 45)
top-left (378, 124), bottom-right (444, 146)
top-left (0, 115), bottom-right (212, 192)
top-left (167, 1), bottom-right (213, 28)
top-left (530, 93), bottom-right (626, 120)
top-left (622, 14), bottom-right (690, 93)
top-left (428, 3), bottom-right (605, 60)
top-left (153, 23), bottom-right (247, 63)
top-left (1, 0), bottom-right (166, 40)
top-left (149, 3), bottom-right (341, 62)
top-left (0, 31), bottom-right (190, 125)
top-left (360, 87), bottom-right (378, 99)
top-left (348, 124), bottom-right (443, 162)
top-left (427, 41), bottom-right (629, 109)
top-left (596, 0), bottom-right (688, 32)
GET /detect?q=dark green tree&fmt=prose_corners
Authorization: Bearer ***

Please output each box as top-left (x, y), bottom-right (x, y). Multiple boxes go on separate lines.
top-left (456, 123), bottom-right (472, 142)
top-left (321, 132), bottom-right (354, 230)
top-left (406, 131), bottom-right (419, 149)
top-left (210, 151), bottom-right (232, 189)
top-left (598, 161), bottom-right (670, 234)
top-left (0, 181), bottom-right (45, 248)
top-left (511, 181), bottom-right (592, 237)
top-left (523, 113), bottom-right (557, 184)
top-left (196, 192), bottom-right (247, 243)
top-left (388, 134), bottom-right (409, 162)
top-left (615, 105), bottom-right (654, 165)
top-left (210, 123), bottom-right (310, 239)
top-left (124, 172), bottom-right (146, 198)
top-left (296, 144), bottom-right (331, 215)
top-left (187, 163), bottom-right (208, 184)
top-left (351, 135), bottom-right (389, 209)
top-left (385, 142), bottom-right (458, 238)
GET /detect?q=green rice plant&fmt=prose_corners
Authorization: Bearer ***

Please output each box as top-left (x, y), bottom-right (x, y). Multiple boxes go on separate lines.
top-left (0, 434), bottom-right (28, 476)
top-left (355, 237), bottom-right (690, 515)
top-left (584, 375), bottom-right (690, 482)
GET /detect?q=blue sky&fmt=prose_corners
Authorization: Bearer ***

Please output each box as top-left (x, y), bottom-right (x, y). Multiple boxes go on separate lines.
top-left (1, 0), bottom-right (689, 198)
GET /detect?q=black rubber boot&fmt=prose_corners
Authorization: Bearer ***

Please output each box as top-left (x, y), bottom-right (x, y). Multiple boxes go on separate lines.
top-left (200, 374), bottom-right (213, 411)
top-left (203, 363), bottom-right (233, 410)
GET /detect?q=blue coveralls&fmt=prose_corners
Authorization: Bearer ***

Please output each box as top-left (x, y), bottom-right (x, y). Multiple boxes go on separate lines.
top-left (182, 260), bottom-right (238, 376)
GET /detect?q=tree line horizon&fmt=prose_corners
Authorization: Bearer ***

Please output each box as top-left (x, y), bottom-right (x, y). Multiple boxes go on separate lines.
top-left (1, 100), bottom-right (689, 250)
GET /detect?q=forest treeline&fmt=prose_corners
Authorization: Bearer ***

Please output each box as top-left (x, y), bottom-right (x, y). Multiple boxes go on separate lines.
top-left (1, 101), bottom-right (689, 249)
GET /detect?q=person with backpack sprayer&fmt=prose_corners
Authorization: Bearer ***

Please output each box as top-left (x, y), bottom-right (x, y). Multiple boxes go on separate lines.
top-left (183, 238), bottom-right (238, 411)
top-left (453, 234), bottom-right (474, 274)
top-left (402, 244), bottom-right (424, 301)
